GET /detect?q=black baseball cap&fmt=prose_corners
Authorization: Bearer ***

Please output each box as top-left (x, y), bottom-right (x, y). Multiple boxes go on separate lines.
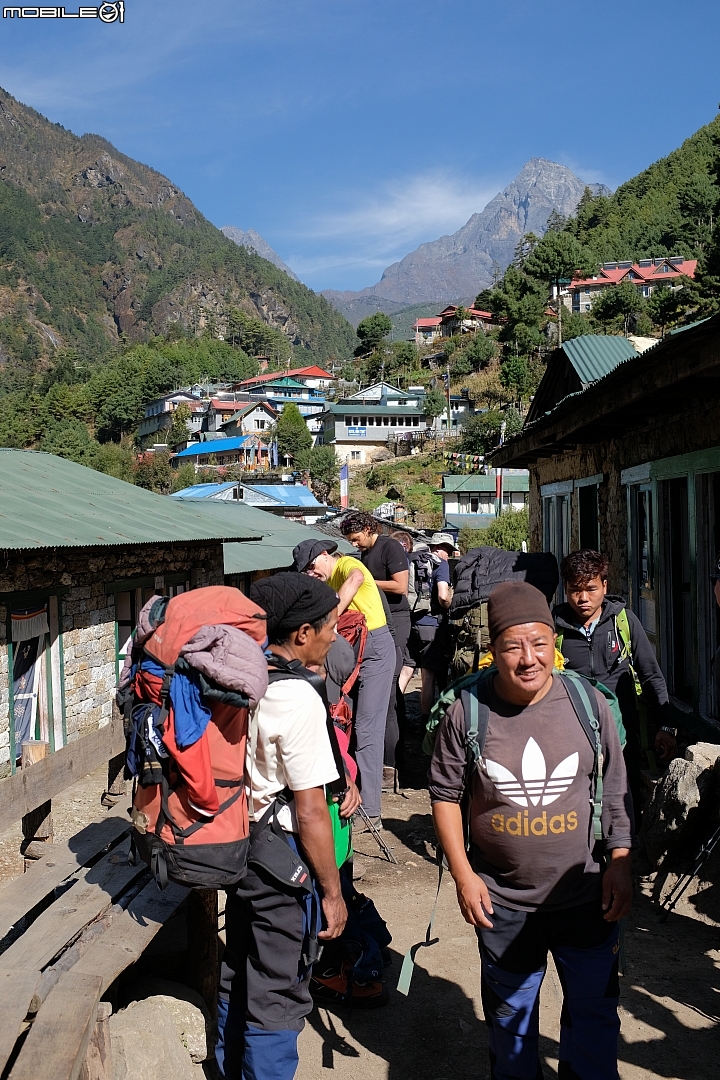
top-left (292, 538), bottom-right (338, 573)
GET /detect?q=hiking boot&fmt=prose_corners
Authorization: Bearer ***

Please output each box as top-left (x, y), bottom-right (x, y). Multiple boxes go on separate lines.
top-left (382, 767), bottom-right (397, 793)
top-left (310, 964), bottom-right (389, 1009)
top-left (354, 814), bottom-right (383, 833)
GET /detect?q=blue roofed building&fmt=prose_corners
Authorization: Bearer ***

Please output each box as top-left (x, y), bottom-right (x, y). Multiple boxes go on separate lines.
top-left (172, 479), bottom-right (326, 524)
top-left (172, 434), bottom-right (270, 471)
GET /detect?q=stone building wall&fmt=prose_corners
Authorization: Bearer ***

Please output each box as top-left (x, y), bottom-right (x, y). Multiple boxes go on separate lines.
top-left (0, 541), bottom-right (226, 774)
top-left (528, 395), bottom-right (720, 595)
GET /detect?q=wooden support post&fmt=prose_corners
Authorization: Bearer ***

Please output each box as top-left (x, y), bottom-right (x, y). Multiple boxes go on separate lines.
top-left (101, 753), bottom-right (126, 809)
top-left (102, 702), bottom-right (126, 809)
top-left (187, 889), bottom-right (219, 1021)
top-left (78, 1001), bottom-right (112, 1080)
top-left (21, 742), bottom-right (53, 870)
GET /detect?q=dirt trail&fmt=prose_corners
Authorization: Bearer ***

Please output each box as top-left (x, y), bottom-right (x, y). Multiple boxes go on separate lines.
top-left (0, 690), bottom-right (718, 1080)
top-left (297, 686), bottom-right (720, 1080)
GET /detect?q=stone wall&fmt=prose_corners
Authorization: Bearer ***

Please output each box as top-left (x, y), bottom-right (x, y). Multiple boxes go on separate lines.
top-left (528, 394), bottom-right (720, 594)
top-left (0, 542), bottom-right (225, 773)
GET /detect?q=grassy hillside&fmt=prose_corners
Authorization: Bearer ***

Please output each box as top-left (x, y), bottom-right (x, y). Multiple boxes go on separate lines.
top-left (0, 87), bottom-right (355, 387)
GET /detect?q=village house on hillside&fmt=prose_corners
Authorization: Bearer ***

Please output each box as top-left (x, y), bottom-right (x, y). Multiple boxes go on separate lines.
top-left (437, 305), bottom-right (494, 337)
top-left (0, 451), bottom-right (263, 776)
top-left (567, 256), bottom-right (696, 313)
top-left (235, 365), bottom-right (333, 392)
top-left (413, 316), bottom-right (442, 346)
top-left (172, 434), bottom-right (271, 471)
top-left (438, 471), bottom-right (529, 533)
top-left (492, 316), bottom-right (720, 740)
top-left (317, 402), bottom-right (430, 465)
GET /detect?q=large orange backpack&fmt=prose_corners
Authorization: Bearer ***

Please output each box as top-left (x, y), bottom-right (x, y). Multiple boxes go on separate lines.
top-left (124, 587), bottom-right (268, 890)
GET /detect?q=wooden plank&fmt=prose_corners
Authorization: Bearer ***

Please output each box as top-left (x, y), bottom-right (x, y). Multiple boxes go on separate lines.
top-left (0, 714), bottom-right (125, 825)
top-left (73, 881), bottom-right (188, 994)
top-left (9, 970), bottom-right (102, 1080)
top-left (0, 839), bottom-right (144, 974)
top-left (21, 742), bottom-right (53, 869)
top-left (0, 968), bottom-right (40, 1075)
top-left (78, 1002), bottom-right (111, 1080)
top-left (0, 809), bottom-right (131, 940)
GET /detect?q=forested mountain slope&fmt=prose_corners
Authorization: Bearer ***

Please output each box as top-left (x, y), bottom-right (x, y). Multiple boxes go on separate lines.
top-left (564, 114), bottom-right (720, 260)
top-left (0, 87), bottom-right (354, 383)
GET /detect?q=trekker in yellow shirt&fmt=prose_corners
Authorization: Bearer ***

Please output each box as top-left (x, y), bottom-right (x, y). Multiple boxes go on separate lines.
top-left (293, 540), bottom-right (395, 828)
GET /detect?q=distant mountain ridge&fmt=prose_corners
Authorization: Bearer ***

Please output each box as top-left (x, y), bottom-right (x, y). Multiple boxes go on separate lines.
top-left (0, 86), bottom-right (353, 368)
top-left (323, 159), bottom-right (611, 322)
top-left (221, 226), bottom-right (300, 281)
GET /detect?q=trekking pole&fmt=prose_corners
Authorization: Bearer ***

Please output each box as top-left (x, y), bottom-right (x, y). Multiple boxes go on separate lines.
top-left (659, 821), bottom-right (720, 923)
top-left (356, 806), bottom-right (398, 865)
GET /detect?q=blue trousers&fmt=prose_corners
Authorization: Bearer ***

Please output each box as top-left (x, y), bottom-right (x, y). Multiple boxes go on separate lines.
top-left (477, 900), bottom-right (620, 1080)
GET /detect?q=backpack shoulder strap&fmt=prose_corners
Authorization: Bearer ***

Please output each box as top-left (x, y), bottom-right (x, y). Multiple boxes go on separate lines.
top-left (459, 684), bottom-right (490, 769)
top-left (267, 657), bottom-right (347, 797)
top-left (615, 608), bottom-right (642, 696)
top-left (558, 671), bottom-right (604, 843)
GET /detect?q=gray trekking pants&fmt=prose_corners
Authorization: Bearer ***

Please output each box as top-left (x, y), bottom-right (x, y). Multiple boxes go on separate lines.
top-left (354, 625), bottom-right (396, 818)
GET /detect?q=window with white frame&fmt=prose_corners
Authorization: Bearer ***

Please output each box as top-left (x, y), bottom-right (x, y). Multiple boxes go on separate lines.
top-left (6, 593), bottom-right (65, 768)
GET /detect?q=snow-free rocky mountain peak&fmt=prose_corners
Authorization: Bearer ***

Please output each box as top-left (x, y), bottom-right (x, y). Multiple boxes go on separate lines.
top-left (323, 159), bottom-right (611, 324)
top-left (221, 227), bottom-right (300, 282)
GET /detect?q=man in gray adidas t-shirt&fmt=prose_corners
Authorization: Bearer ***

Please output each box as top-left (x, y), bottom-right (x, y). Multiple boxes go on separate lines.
top-left (430, 581), bottom-right (632, 1080)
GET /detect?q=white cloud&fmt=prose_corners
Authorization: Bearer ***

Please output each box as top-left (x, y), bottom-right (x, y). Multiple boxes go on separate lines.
top-left (301, 170), bottom-right (500, 251)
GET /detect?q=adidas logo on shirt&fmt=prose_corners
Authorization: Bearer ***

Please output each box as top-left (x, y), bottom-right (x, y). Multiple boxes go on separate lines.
top-left (483, 737), bottom-right (579, 808)
top-left (482, 737), bottom-right (581, 838)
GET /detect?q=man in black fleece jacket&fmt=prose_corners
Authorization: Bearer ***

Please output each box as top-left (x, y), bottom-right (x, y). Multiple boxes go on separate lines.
top-left (554, 550), bottom-right (673, 814)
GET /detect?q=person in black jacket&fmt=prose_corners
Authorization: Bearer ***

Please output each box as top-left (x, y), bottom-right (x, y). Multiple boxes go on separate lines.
top-left (554, 550), bottom-right (673, 816)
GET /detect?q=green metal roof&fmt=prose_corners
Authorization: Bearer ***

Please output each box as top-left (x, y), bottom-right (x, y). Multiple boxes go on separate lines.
top-left (322, 403), bottom-right (427, 416)
top-left (218, 503), bottom-right (354, 575)
top-left (0, 451), bottom-right (262, 550)
top-left (439, 473), bottom-right (529, 494)
top-left (561, 336), bottom-right (638, 386)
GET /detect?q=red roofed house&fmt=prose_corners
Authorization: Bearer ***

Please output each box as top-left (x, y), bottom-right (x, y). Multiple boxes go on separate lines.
top-left (437, 305), bottom-right (494, 338)
top-left (235, 365), bottom-right (333, 392)
top-left (413, 316), bottom-right (442, 346)
top-left (568, 257), bottom-right (696, 313)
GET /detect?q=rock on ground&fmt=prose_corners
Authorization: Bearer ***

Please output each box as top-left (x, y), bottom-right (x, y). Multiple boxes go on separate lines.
top-left (126, 978), bottom-right (211, 1062)
top-left (109, 997), bottom-right (204, 1080)
top-left (642, 747), bottom-right (719, 868)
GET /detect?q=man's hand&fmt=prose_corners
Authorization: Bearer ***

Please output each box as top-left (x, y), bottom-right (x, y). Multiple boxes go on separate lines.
top-left (319, 893), bottom-right (347, 939)
top-left (339, 781), bottom-right (361, 819)
top-left (455, 870), bottom-right (494, 928)
top-left (655, 730), bottom-right (678, 765)
top-left (602, 849), bottom-right (633, 921)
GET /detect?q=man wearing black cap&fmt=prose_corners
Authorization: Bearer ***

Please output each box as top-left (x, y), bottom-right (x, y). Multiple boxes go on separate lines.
top-left (216, 573), bottom-right (349, 1080)
top-left (293, 538), bottom-right (396, 828)
top-left (429, 581), bottom-right (632, 1080)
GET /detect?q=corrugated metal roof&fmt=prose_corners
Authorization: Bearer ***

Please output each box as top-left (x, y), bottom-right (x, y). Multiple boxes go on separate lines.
top-left (444, 514), bottom-right (498, 530)
top-left (172, 483), bottom-right (238, 499)
top-left (251, 485), bottom-right (322, 508)
top-left (0, 451), bottom-right (262, 550)
top-left (440, 474), bottom-right (529, 494)
top-left (562, 336), bottom-right (638, 386)
top-left (175, 436), bottom-right (252, 458)
top-left (216, 503), bottom-right (354, 575)
top-left (322, 403), bottom-right (426, 416)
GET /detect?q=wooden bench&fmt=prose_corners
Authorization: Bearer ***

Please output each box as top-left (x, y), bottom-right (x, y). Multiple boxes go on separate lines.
top-left (0, 711), bottom-right (218, 1080)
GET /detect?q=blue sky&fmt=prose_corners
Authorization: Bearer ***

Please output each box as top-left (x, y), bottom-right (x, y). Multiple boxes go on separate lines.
top-left (1, 0), bottom-right (719, 292)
